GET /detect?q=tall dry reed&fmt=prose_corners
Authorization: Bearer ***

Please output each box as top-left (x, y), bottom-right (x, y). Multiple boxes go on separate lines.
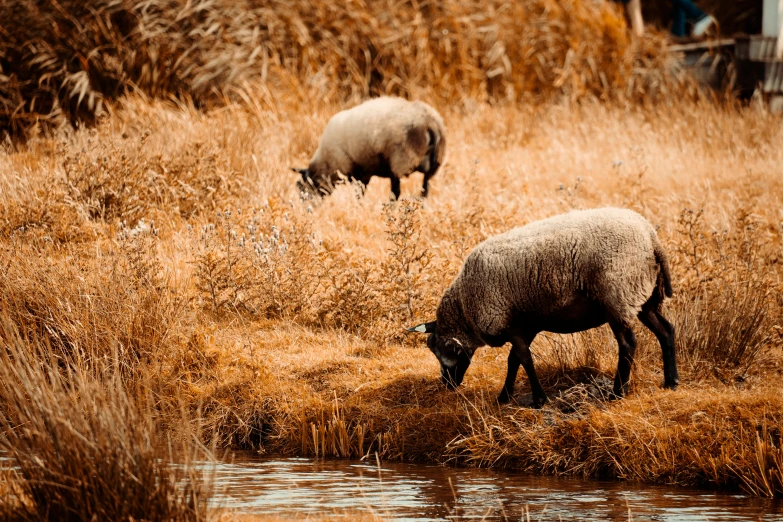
top-left (0, 226), bottom-right (183, 381)
top-left (0, 316), bottom-right (212, 521)
top-left (1, 0), bottom-right (684, 140)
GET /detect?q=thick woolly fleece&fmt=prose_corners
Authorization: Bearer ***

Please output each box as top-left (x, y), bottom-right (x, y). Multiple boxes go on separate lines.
top-left (307, 97), bottom-right (446, 190)
top-left (436, 208), bottom-right (672, 349)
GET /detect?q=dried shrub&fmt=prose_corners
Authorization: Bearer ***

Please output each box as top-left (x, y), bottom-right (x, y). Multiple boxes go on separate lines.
top-left (381, 199), bottom-right (435, 324)
top-left (62, 128), bottom-right (235, 224)
top-left (193, 202), bottom-right (325, 320)
top-left (190, 197), bottom-right (442, 343)
top-left (317, 257), bottom-right (382, 335)
top-left (669, 208), bottom-right (776, 382)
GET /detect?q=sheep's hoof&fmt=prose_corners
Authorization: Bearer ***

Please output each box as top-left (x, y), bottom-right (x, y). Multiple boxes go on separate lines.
top-left (609, 388), bottom-right (626, 401)
top-left (663, 380), bottom-right (679, 390)
top-left (532, 396), bottom-right (548, 409)
top-left (500, 393), bottom-right (547, 408)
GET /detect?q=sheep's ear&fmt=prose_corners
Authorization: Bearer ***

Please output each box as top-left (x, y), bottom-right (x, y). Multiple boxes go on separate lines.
top-left (407, 321), bottom-right (436, 334)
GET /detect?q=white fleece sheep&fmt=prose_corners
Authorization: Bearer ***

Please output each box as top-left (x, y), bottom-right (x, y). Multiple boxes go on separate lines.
top-left (409, 207), bottom-right (678, 406)
top-left (293, 97), bottom-right (446, 199)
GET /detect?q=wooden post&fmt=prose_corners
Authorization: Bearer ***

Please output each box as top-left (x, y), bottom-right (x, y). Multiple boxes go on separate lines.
top-left (763, 0), bottom-right (779, 36)
top-left (777, 0), bottom-right (783, 59)
top-left (626, 0), bottom-right (644, 38)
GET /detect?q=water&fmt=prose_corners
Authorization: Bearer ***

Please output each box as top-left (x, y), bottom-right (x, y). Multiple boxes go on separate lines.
top-left (209, 455), bottom-right (783, 521)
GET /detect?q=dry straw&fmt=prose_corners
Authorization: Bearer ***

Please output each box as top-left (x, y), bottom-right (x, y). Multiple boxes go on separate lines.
top-left (0, 316), bottom-right (213, 521)
top-left (1, 99), bottom-right (781, 496)
top-left (2, 0), bottom-right (686, 140)
top-left (0, 13), bottom-right (782, 507)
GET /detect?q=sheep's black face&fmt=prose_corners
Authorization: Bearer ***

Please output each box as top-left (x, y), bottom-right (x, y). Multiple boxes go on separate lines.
top-left (295, 169), bottom-right (318, 196)
top-left (294, 168), bottom-right (333, 198)
top-left (427, 333), bottom-right (472, 390)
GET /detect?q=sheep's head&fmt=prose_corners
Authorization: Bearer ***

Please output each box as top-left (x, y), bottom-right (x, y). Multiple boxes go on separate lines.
top-left (292, 167), bottom-right (334, 198)
top-left (408, 321), bottom-right (473, 389)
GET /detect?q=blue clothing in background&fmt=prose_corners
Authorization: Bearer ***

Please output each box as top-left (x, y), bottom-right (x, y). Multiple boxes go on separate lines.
top-left (671, 0), bottom-right (707, 37)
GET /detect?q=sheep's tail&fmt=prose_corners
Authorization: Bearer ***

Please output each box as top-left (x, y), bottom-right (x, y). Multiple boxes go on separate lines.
top-left (653, 239), bottom-right (673, 298)
top-left (426, 113), bottom-right (446, 166)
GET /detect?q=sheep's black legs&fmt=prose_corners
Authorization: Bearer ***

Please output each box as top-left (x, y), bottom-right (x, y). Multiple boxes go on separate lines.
top-left (421, 172), bottom-right (433, 198)
top-left (354, 178), bottom-right (368, 198)
top-left (610, 322), bottom-right (637, 398)
top-left (498, 349), bottom-right (520, 404)
top-left (390, 177), bottom-right (401, 200)
top-left (639, 309), bottom-right (679, 389)
top-left (421, 162), bottom-right (440, 198)
top-left (499, 336), bottom-right (546, 407)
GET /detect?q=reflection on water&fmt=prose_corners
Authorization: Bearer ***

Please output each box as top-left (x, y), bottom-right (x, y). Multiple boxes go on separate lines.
top-left (209, 455), bottom-right (782, 521)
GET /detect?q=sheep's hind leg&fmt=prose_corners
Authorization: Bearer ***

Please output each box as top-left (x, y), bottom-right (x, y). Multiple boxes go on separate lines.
top-left (421, 168), bottom-right (437, 198)
top-left (638, 308), bottom-right (679, 390)
top-left (609, 321), bottom-right (637, 398)
top-left (501, 335), bottom-right (546, 407)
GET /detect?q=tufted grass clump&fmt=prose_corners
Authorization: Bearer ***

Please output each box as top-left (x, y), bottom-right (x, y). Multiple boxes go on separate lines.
top-left (0, 316), bottom-right (212, 521)
top-left (667, 208), bottom-right (777, 382)
top-left (0, 224), bottom-right (183, 383)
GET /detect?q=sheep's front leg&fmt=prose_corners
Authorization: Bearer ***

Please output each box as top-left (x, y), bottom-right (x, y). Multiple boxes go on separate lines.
top-left (500, 336), bottom-right (546, 407)
top-left (390, 177), bottom-right (401, 200)
top-left (497, 348), bottom-right (520, 404)
top-left (610, 321), bottom-right (638, 398)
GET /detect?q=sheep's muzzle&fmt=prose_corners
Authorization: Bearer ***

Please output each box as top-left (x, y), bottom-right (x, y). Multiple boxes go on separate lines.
top-left (440, 352), bottom-right (471, 389)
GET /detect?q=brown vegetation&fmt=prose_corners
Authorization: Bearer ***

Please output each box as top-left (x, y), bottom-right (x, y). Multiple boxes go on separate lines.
top-left (1, 0), bottom-right (687, 141)
top-left (222, 512), bottom-right (652, 522)
top-left (1, 2), bottom-right (782, 518)
top-left (1, 91), bottom-right (782, 508)
top-left (0, 316), bottom-right (212, 520)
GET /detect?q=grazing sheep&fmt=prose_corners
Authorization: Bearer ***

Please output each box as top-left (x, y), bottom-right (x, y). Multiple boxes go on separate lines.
top-left (292, 97), bottom-right (446, 199)
top-left (409, 208), bottom-right (679, 407)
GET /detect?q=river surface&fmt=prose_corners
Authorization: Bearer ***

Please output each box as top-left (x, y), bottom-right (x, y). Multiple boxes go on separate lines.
top-left (209, 455), bottom-right (782, 521)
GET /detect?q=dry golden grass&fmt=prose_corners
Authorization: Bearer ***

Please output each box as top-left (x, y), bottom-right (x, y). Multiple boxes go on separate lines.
top-left (218, 513), bottom-right (389, 522)
top-left (1, 89), bottom-right (782, 507)
top-left (4, 4), bottom-right (780, 519)
top-left (0, 316), bottom-right (212, 521)
top-left (1, 0), bottom-right (690, 141)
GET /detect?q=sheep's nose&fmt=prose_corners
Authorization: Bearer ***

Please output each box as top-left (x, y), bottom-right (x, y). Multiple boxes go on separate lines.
top-left (441, 368), bottom-right (458, 390)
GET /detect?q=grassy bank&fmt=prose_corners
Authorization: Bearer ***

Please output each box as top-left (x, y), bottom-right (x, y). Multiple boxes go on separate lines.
top-left (1, 92), bottom-right (782, 506)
